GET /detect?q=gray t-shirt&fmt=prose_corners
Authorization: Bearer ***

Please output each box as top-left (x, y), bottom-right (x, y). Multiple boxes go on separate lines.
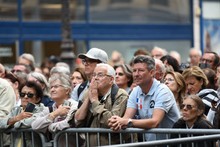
top-left (127, 79), bottom-right (180, 141)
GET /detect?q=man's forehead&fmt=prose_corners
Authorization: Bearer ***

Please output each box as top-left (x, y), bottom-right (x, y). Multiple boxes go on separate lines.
top-left (94, 66), bottom-right (107, 73)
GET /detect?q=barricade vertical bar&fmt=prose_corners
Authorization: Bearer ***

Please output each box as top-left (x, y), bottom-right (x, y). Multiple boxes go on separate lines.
top-left (76, 132), bottom-right (79, 147)
top-left (97, 132), bottom-right (100, 146)
top-left (119, 133), bottom-right (122, 144)
top-left (21, 131), bottom-right (24, 146)
top-left (142, 133), bottom-right (145, 142)
top-left (0, 132), bottom-right (3, 147)
top-left (108, 132), bottom-right (111, 145)
top-left (86, 132), bottom-right (89, 147)
top-left (31, 131), bottom-right (35, 147)
top-left (130, 133), bottom-right (133, 143)
top-left (65, 132), bottom-right (68, 147)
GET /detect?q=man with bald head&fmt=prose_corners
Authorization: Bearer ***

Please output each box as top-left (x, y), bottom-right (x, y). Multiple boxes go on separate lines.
top-left (189, 48), bottom-right (201, 67)
top-left (151, 46), bottom-right (167, 59)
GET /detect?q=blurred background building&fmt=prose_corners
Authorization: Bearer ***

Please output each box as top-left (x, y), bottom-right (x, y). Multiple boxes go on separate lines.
top-left (0, 0), bottom-right (219, 67)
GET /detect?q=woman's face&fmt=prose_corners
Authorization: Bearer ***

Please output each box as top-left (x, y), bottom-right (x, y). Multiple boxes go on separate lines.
top-left (71, 71), bottom-right (84, 88)
top-left (185, 76), bottom-right (203, 95)
top-left (180, 98), bottom-right (201, 124)
top-left (50, 80), bottom-right (69, 101)
top-left (20, 86), bottom-right (40, 108)
top-left (115, 67), bottom-right (129, 88)
top-left (164, 74), bottom-right (178, 93)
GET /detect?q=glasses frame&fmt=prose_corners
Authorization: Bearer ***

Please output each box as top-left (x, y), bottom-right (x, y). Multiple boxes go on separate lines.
top-left (180, 104), bottom-right (195, 110)
top-left (20, 92), bottom-right (35, 98)
top-left (82, 58), bottom-right (99, 65)
top-left (92, 73), bottom-right (112, 79)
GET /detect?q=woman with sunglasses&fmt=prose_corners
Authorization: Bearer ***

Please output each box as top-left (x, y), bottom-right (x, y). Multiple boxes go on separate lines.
top-left (114, 64), bottom-right (133, 94)
top-left (0, 81), bottom-right (45, 147)
top-left (27, 72), bottom-right (54, 107)
top-left (170, 95), bottom-right (214, 147)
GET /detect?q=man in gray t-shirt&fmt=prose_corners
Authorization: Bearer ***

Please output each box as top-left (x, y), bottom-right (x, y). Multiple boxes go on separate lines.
top-left (108, 55), bottom-right (180, 141)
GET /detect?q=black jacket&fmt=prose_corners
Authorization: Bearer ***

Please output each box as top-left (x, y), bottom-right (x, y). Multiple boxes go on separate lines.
top-left (170, 117), bottom-right (214, 147)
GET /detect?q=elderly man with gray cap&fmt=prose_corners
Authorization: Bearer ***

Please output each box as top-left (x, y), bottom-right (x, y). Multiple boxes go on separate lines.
top-left (71, 48), bottom-right (108, 102)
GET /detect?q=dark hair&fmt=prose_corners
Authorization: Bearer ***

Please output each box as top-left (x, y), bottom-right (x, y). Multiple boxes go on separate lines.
top-left (184, 95), bottom-right (205, 117)
top-left (19, 81), bottom-right (43, 101)
top-left (160, 55), bottom-right (180, 72)
top-left (5, 71), bottom-right (19, 84)
top-left (73, 67), bottom-right (87, 82)
top-left (134, 49), bottom-right (151, 56)
top-left (205, 51), bottom-right (220, 67)
top-left (202, 68), bottom-right (217, 90)
top-left (133, 55), bottom-right (155, 71)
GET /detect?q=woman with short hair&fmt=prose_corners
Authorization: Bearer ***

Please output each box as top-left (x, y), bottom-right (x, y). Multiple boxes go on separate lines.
top-left (170, 95), bottom-right (214, 147)
top-left (114, 64), bottom-right (133, 94)
top-left (0, 81), bottom-right (45, 147)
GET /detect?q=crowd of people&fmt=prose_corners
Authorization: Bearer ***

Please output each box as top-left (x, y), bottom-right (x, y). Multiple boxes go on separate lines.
top-left (0, 47), bottom-right (220, 146)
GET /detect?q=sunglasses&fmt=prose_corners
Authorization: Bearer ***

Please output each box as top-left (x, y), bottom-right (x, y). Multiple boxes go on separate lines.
top-left (180, 104), bottom-right (195, 110)
top-left (20, 92), bottom-right (35, 98)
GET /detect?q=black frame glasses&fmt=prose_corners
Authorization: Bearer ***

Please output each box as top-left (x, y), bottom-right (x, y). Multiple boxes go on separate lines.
top-left (20, 92), bottom-right (35, 98)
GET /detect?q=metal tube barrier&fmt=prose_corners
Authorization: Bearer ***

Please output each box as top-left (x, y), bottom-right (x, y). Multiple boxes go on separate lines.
top-left (0, 128), bottom-right (52, 147)
top-left (1, 128), bottom-right (220, 147)
top-left (104, 134), bottom-right (220, 147)
top-left (52, 128), bottom-right (220, 147)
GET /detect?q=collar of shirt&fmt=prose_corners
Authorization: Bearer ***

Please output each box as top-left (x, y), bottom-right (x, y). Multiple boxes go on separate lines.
top-left (100, 88), bottom-right (111, 103)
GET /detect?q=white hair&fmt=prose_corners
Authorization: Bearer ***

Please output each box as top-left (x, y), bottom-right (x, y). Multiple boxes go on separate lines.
top-left (96, 63), bottom-right (116, 82)
top-left (50, 66), bottom-right (70, 76)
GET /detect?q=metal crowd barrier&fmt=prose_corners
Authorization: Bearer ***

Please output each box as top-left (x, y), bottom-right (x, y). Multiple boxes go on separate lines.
top-left (0, 128), bottom-right (52, 147)
top-left (1, 128), bottom-right (220, 147)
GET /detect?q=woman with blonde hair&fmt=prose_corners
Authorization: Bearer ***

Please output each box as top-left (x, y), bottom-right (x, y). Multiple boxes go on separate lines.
top-left (182, 66), bottom-right (208, 95)
top-left (164, 71), bottom-right (186, 109)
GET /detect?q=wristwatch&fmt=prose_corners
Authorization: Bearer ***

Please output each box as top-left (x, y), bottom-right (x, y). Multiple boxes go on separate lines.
top-left (127, 118), bottom-right (133, 128)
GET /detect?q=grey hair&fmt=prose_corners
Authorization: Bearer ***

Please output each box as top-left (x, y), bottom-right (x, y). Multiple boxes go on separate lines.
top-left (96, 63), bottom-right (116, 82)
top-left (55, 62), bottom-right (70, 71)
top-left (133, 55), bottom-right (155, 71)
top-left (50, 66), bottom-right (70, 76)
top-left (27, 72), bottom-right (50, 96)
top-left (19, 53), bottom-right (35, 71)
top-left (49, 73), bottom-right (72, 97)
top-left (154, 58), bottom-right (166, 74)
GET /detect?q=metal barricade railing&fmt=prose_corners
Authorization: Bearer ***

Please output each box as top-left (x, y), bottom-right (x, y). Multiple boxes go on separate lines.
top-left (53, 128), bottom-right (220, 147)
top-left (1, 128), bottom-right (220, 147)
top-left (0, 128), bottom-right (53, 147)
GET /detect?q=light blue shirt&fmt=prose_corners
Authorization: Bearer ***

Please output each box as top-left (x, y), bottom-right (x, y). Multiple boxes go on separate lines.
top-left (127, 79), bottom-right (180, 141)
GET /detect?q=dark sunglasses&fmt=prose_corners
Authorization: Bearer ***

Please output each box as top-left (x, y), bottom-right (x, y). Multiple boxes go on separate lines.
top-left (180, 104), bottom-right (195, 110)
top-left (20, 92), bottom-right (35, 98)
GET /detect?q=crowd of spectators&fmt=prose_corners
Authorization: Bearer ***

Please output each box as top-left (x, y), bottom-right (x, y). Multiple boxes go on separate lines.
top-left (0, 46), bottom-right (220, 146)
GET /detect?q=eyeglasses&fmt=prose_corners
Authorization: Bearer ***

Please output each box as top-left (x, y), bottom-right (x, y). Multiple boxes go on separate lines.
top-left (11, 69), bottom-right (22, 73)
top-left (201, 58), bottom-right (213, 64)
top-left (116, 72), bottom-right (124, 76)
top-left (164, 78), bottom-right (175, 82)
top-left (20, 92), bottom-right (35, 98)
top-left (92, 73), bottom-right (111, 78)
top-left (82, 58), bottom-right (99, 65)
top-left (180, 104), bottom-right (195, 110)
top-left (50, 84), bottom-right (64, 89)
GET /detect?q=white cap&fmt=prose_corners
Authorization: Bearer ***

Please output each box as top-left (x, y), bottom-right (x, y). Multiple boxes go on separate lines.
top-left (78, 48), bottom-right (108, 63)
